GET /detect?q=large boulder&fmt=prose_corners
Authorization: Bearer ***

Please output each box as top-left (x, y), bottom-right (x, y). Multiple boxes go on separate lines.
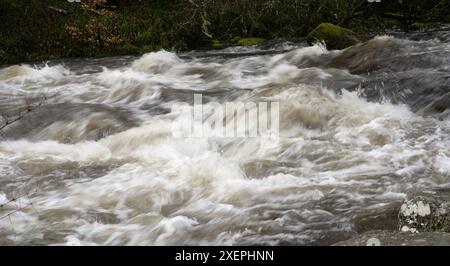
top-left (307, 23), bottom-right (360, 50)
top-left (335, 189), bottom-right (450, 246)
top-left (399, 190), bottom-right (450, 233)
top-left (335, 230), bottom-right (450, 246)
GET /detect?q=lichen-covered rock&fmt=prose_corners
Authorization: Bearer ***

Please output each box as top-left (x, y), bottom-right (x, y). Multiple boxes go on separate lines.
top-left (399, 190), bottom-right (450, 233)
top-left (306, 23), bottom-right (360, 50)
top-left (335, 230), bottom-right (450, 246)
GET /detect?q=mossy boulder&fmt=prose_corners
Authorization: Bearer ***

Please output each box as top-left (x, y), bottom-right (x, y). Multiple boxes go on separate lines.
top-left (230, 36), bottom-right (241, 44)
top-left (307, 23), bottom-right (360, 50)
top-left (211, 39), bottom-right (224, 49)
top-left (237, 37), bottom-right (265, 46)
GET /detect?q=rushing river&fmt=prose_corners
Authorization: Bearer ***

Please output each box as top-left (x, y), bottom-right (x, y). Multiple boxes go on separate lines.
top-left (0, 29), bottom-right (449, 245)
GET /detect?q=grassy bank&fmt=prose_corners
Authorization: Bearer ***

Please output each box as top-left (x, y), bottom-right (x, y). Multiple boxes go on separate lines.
top-left (1, 0), bottom-right (450, 64)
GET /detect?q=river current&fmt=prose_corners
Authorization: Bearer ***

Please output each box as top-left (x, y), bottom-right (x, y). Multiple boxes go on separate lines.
top-left (0, 29), bottom-right (449, 245)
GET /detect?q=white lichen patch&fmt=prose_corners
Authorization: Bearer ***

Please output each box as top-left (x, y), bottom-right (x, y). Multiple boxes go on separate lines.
top-left (400, 200), bottom-right (431, 217)
top-left (400, 202), bottom-right (415, 216)
top-left (416, 201), bottom-right (431, 217)
top-left (399, 194), bottom-right (450, 234)
top-left (401, 225), bottom-right (419, 233)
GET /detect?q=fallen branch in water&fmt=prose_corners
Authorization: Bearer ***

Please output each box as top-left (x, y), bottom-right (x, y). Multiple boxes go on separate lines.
top-left (0, 187), bottom-right (39, 222)
top-left (0, 94), bottom-right (49, 132)
top-left (0, 91), bottom-right (57, 223)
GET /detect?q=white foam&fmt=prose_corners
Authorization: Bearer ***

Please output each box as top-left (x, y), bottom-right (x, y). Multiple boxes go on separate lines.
top-left (132, 50), bottom-right (182, 74)
top-left (0, 192), bottom-right (7, 205)
top-left (0, 64), bottom-right (70, 84)
top-left (1, 40), bottom-right (449, 246)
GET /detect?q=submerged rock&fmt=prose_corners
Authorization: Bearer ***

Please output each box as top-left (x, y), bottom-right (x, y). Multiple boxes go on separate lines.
top-left (307, 23), bottom-right (360, 50)
top-left (1, 103), bottom-right (139, 143)
top-left (337, 189), bottom-right (450, 246)
top-left (398, 190), bottom-right (450, 233)
top-left (335, 230), bottom-right (450, 246)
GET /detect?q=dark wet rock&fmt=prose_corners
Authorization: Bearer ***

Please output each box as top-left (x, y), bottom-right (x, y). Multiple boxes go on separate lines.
top-left (307, 23), bottom-right (360, 50)
top-left (328, 36), bottom-right (403, 73)
top-left (335, 230), bottom-right (450, 246)
top-left (398, 189), bottom-right (450, 233)
top-left (327, 37), bottom-right (450, 73)
top-left (321, 37), bottom-right (450, 117)
top-left (353, 202), bottom-right (402, 233)
top-left (347, 69), bottom-right (450, 117)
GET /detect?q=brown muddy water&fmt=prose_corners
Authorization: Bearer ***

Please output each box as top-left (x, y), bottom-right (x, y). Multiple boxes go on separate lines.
top-left (0, 30), bottom-right (449, 245)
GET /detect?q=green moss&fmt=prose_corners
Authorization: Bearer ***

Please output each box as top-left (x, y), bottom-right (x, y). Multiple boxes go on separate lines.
top-left (237, 37), bottom-right (265, 46)
top-left (211, 39), bottom-right (224, 49)
top-left (410, 23), bottom-right (432, 31)
top-left (230, 36), bottom-right (242, 45)
top-left (140, 45), bottom-right (156, 53)
top-left (306, 23), bottom-right (360, 50)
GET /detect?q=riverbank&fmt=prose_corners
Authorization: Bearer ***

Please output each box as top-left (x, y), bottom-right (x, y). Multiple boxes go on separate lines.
top-left (1, 0), bottom-right (450, 64)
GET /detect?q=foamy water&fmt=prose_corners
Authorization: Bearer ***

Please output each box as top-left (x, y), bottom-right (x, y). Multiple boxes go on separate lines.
top-left (0, 35), bottom-right (449, 245)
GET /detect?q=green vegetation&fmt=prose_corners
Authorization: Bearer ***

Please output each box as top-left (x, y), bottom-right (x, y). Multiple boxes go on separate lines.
top-left (238, 38), bottom-right (265, 46)
top-left (410, 23), bottom-right (434, 31)
top-left (211, 39), bottom-right (224, 49)
top-left (307, 23), bottom-right (360, 50)
top-left (1, 0), bottom-right (450, 64)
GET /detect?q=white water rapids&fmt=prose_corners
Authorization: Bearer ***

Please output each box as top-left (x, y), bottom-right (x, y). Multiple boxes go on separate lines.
top-left (0, 35), bottom-right (449, 245)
